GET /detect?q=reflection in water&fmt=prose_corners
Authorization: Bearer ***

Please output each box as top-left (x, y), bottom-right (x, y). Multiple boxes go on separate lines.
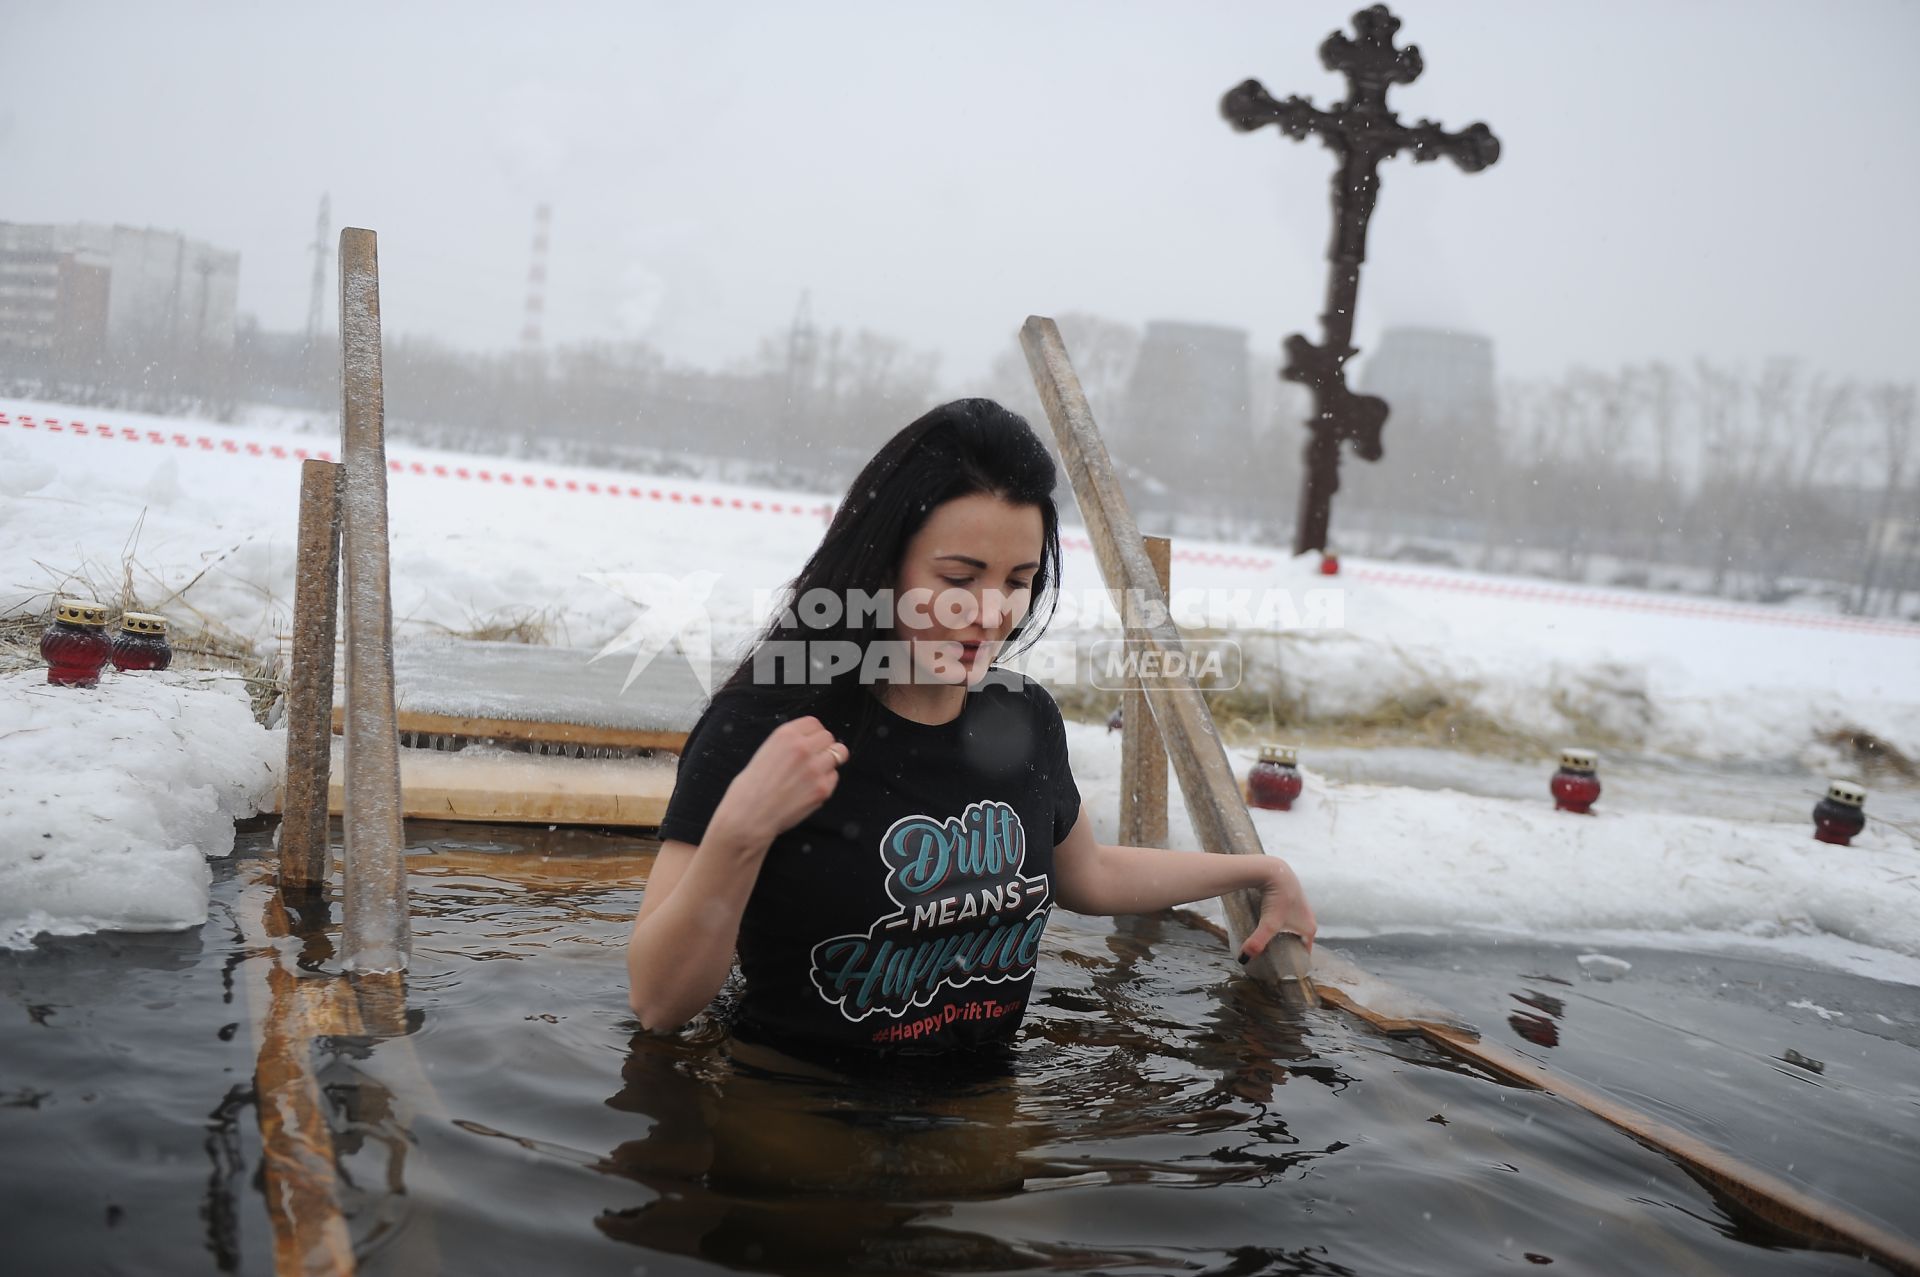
top-left (599, 1032), bottom-right (1044, 1270)
top-left (11, 832), bottom-right (1909, 1276)
top-left (592, 908), bottom-right (1370, 1271)
top-left (199, 1082), bottom-right (252, 1272)
top-left (311, 1041), bottom-right (448, 1272)
top-left (280, 887), bottom-right (338, 972)
top-left (1508, 988), bottom-right (1566, 1048)
top-left (1507, 1012), bottom-right (1560, 1048)
top-left (289, 834), bottom-right (1911, 1275)
top-left (1511, 990), bottom-right (1566, 1019)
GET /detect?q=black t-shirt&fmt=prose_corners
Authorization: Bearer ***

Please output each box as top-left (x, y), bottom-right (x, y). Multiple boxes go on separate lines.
top-left (654, 670), bottom-right (1082, 1058)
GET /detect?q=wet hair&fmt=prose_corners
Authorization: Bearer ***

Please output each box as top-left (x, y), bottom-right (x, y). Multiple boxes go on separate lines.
top-left (712, 397), bottom-right (1063, 745)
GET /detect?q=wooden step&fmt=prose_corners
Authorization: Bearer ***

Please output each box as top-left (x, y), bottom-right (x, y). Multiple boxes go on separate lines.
top-left (264, 740), bottom-right (680, 828)
top-left (297, 635), bottom-right (711, 752)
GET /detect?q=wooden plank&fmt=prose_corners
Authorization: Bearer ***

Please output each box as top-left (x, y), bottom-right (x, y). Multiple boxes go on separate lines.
top-left (263, 742), bottom-right (679, 829)
top-left (238, 862), bottom-right (452, 1275)
top-left (1016, 316), bottom-right (1920, 1271)
top-left (409, 846), bottom-right (659, 887)
top-left (337, 636), bottom-right (708, 738)
top-left (279, 459), bottom-right (343, 893)
top-left (309, 636), bottom-right (708, 751)
top-left (360, 749), bottom-right (677, 826)
top-left (329, 705), bottom-right (689, 754)
top-left (337, 227), bottom-right (409, 973)
top-left (235, 867), bottom-right (355, 1277)
top-left (1119, 535), bottom-right (1171, 849)
top-left (1421, 1023), bottom-right (1920, 1273)
top-left (1021, 314), bottom-right (1315, 998)
top-left (346, 969), bottom-right (410, 1039)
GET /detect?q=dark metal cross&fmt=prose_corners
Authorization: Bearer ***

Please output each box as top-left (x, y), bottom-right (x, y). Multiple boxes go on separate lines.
top-left (1223, 5), bottom-right (1499, 556)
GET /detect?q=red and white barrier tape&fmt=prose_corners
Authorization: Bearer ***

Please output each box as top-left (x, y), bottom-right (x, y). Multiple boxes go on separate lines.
top-left (1, 409), bottom-right (336, 462)
top-left (1057, 532), bottom-right (1277, 572)
top-left (10, 407), bottom-right (1912, 638)
top-left (1055, 532), bottom-right (1917, 639)
top-left (0, 408), bottom-right (835, 519)
top-left (1345, 565), bottom-right (1920, 639)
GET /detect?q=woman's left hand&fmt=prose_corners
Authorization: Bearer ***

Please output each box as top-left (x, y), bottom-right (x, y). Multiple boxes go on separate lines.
top-left (1239, 857), bottom-right (1317, 964)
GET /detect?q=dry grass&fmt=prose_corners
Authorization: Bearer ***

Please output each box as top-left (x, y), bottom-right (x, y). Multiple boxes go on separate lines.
top-left (419, 605), bottom-right (562, 647)
top-left (1047, 642), bottom-right (1570, 760)
top-left (1059, 687), bottom-right (1559, 758)
top-left (0, 613), bottom-right (41, 673)
top-left (8, 541), bottom-right (570, 729)
top-left (1213, 690), bottom-right (1552, 756)
top-left (1822, 727), bottom-right (1918, 781)
top-left (4, 546), bottom-right (285, 723)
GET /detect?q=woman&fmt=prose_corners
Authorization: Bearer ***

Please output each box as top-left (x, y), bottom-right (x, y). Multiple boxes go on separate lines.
top-left (626, 398), bottom-right (1315, 1064)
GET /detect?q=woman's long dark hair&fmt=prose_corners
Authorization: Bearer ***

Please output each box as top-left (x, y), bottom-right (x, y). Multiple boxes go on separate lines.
top-left (711, 397), bottom-right (1064, 746)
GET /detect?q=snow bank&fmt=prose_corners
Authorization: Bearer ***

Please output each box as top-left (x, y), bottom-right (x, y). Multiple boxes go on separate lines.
top-left (1063, 722), bottom-right (1920, 984)
top-left (0, 668), bottom-right (281, 949)
top-left (5, 396), bottom-right (1916, 770)
top-left (1045, 557), bottom-right (1920, 767)
top-left (3, 396), bottom-right (1916, 973)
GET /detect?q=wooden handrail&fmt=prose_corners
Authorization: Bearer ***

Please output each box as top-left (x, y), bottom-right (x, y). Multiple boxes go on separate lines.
top-left (278, 459), bottom-right (343, 893)
top-left (1020, 314), bottom-right (1315, 998)
top-left (336, 227), bottom-right (409, 974)
top-left (1019, 312), bottom-right (1920, 1273)
top-left (1118, 535), bottom-right (1171, 850)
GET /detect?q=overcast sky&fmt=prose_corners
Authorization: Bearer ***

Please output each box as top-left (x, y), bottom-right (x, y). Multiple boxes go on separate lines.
top-left (4, 0), bottom-right (1915, 390)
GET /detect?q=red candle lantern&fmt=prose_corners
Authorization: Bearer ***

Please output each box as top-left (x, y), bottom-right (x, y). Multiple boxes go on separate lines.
top-left (1550, 747), bottom-right (1601, 814)
top-left (1247, 744), bottom-right (1304, 811)
top-left (1812, 780), bottom-right (1866, 846)
top-left (1318, 548), bottom-right (1341, 576)
top-left (111, 611), bottom-right (174, 671)
top-left (41, 598), bottom-right (113, 687)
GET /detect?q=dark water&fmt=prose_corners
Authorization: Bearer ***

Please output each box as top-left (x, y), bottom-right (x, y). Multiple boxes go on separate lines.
top-left (1344, 934), bottom-right (1920, 1244)
top-left (3, 824), bottom-right (1915, 1276)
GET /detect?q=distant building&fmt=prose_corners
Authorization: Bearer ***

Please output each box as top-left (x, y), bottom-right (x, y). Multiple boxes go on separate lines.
top-left (1346, 326), bottom-right (1499, 519)
top-left (1121, 320), bottom-right (1251, 477)
top-left (0, 222), bottom-right (240, 369)
top-left (1356, 326), bottom-right (1496, 433)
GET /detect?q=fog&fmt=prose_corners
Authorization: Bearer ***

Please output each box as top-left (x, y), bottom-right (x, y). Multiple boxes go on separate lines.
top-left (4, 0), bottom-right (1915, 384)
top-left (4, 1), bottom-right (1916, 614)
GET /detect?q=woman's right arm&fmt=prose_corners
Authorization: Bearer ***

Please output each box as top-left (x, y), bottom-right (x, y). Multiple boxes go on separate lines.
top-left (626, 715), bottom-right (848, 1031)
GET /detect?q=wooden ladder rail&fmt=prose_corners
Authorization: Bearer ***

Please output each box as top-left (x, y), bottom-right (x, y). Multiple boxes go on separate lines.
top-left (1020, 315), bottom-right (1316, 997)
top-left (277, 223), bottom-right (410, 978)
top-left (334, 227), bottom-right (409, 975)
top-left (1118, 535), bottom-right (1171, 851)
top-left (1019, 313), bottom-right (1920, 1275)
top-left (253, 226), bottom-right (416, 1276)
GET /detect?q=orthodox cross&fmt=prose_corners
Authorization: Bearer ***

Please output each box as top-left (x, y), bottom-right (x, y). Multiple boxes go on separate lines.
top-left (1222, 5), bottom-right (1499, 555)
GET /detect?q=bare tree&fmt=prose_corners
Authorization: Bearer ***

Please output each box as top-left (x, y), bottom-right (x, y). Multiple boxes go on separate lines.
top-left (1738, 359), bottom-right (1809, 599)
top-left (1855, 381), bottom-right (1917, 614)
top-left (1887, 471), bottom-right (1920, 618)
top-left (1472, 378), bottom-right (1539, 573)
top-left (985, 311), bottom-right (1140, 427)
top-left (1629, 360), bottom-right (1685, 570)
top-left (1693, 359), bottom-right (1765, 595)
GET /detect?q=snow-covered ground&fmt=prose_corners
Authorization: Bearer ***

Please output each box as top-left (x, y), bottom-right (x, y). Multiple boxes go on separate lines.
top-left (1064, 723), bottom-right (1920, 987)
top-left (3, 396), bottom-right (1916, 979)
top-left (6, 397), bottom-right (1912, 768)
top-left (0, 667), bottom-right (278, 948)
